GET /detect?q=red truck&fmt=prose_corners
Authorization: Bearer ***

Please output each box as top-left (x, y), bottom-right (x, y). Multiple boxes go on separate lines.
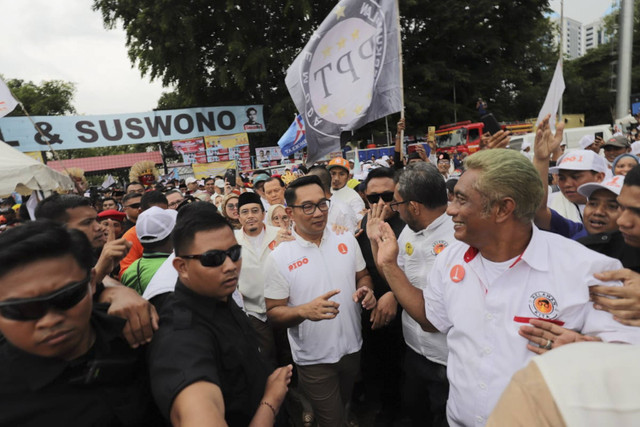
top-left (434, 120), bottom-right (533, 154)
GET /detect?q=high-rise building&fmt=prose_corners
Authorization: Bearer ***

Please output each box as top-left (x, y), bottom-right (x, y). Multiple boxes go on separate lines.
top-left (584, 18), bottom-right (610, 52)
top-left (554, 17), bottom-right (584, 60)
top-left (552, 16), bottom-right (612, 60)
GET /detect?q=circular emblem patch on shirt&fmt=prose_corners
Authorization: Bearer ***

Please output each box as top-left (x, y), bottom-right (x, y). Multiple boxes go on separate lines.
top-left (432, 240), bottom-right (448, 256)
top-left (405, 242), bottom-right (414, 256)
top-left (338, 243), bottom-right (348, 254)
top-left (450, 265), bottom-right (465, 283)
top-left (528, 291), bottom-right (559, 320)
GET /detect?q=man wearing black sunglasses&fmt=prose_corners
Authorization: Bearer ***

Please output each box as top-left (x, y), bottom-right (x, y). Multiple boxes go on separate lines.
top-left (355, 166), bottom-right (407, 424)
top-left (148, 206), bottom-right (293, 426)
top-left (264, 175), bottom-right (376, 427)
top-left (35, 194), bottom-right (158, 350)
top-left (0, 221), bottom-right (163, 426)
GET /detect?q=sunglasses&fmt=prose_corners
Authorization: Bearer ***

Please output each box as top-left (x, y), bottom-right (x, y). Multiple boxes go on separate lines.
top-left (366, 191), bottom-right (394, 204)
top-left (125, 203), bottom-right (141, 209)
top-left (0, 275), bottom-right (91, 321)
top-left (179, 244), bottom-right (242, 267)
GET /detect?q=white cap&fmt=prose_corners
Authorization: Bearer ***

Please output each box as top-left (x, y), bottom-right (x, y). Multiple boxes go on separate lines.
top-left (631, 141), bottom-right (640, 156)
top-left (578, 175), bottom-right (625, 199)
top-left (549, 150), bottom-right (608, 174)
top-left (579, 135), bottom-right (595, 150)
top-left (214, 179), bottom-right (225, 188)
top-left (136, 206), bottom-right (177, 243)
top-left (185, 177), bottom-right (197, 185)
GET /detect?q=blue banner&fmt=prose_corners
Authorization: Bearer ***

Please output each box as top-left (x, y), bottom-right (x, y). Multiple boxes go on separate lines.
top-left (0, 105), bottom-right (265, 152)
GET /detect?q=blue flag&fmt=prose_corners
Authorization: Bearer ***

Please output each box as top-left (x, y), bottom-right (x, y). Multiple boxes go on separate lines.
top-left (277, 115), bottom-right (307, 156)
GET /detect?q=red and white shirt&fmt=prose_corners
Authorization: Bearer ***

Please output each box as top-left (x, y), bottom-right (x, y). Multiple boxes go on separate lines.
top-left (424, 226), bottom-right (640, 426)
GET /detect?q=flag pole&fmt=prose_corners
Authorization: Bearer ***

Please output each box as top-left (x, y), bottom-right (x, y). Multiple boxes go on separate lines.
top-left (395, 0), bottom-right (405, 162)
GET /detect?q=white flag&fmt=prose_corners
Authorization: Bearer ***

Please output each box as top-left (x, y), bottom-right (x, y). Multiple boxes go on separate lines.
top-left (101, 174), bottom-right (116, 189)
top-left (536, 59), bottom-right (565, 130)
top-left (285, 0), bottom-right (403, 163)
top-left (0, 78), bottom-right (18, 118)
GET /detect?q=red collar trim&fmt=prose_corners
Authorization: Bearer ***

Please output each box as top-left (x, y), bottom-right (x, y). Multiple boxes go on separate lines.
top-left (464, 247), bottom-right (479, 263)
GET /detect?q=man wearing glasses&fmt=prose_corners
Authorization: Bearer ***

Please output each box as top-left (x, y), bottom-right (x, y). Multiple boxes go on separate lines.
top-left (0, 221), bottom-right (162, 426)
top-left (148, 204), bottom-right (293, 425)
top-left (264, 175), bottom-right (376, 427)
top-left (121, 192), bottom-right (142, 233)
top-left (367, 162), bottom-right (454, 427)
top-left (165, 189), bottom-right (185, 210)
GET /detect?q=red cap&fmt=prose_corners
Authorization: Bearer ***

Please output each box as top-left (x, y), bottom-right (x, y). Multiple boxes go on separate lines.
top-left (97, 209), bottom-right (126, 222)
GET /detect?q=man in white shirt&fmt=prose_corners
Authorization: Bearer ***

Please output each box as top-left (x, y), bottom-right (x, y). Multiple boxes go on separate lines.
top-left (235, 192), bottom-right (288, 364)
top-left (368, 162), bottom-right (454, 427)
top-left (264, 175), bottom-right (376, 427)
top-left (371, 145), bottom-right (640, 426)
top-left (328, 157), bottom-right (366, 222)
top-left (307, 166), bottom-right (358, 232)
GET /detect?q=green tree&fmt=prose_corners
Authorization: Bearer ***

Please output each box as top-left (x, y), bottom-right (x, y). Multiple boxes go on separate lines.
top-left (4, 78), bottom-right (76, 117)
top-left (562, 1), bottom-right (640, 125)
top-left (93, 0), bottom-right (557, 143)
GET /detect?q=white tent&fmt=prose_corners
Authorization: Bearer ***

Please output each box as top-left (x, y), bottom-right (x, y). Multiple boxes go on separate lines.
top-left (0, 140), bottom-right (74, 196)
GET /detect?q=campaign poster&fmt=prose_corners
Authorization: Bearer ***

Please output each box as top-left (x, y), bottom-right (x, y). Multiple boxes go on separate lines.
top-left (256, 146), bottom-right (283, 168)
top-left (172, 137), bottom-right (207, 164)
top-left (192, 160), bottom-right (237, 179)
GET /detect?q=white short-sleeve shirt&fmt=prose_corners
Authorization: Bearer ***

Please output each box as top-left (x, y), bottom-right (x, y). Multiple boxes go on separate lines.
top-left (331, 185), bottom-right (366, 222)
top-left (397, 212), bottom-right (453, 365)
top-left (264, 227), bottom-right (367, 365)
top-left (424, 226), bottom-right (640, 426)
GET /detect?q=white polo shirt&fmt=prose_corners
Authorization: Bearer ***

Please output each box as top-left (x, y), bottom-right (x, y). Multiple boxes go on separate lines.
top-left (424, 225), bottom-right (640, 427)
top-left (328, 197), bottom-right (358, 232)
top-left (235, 225), bottom-right (280, 321)
top-left (397, 212), bottom-right (453, 365)
top-left (331, 185), bottom-right (366, 222)
top-left (264, 227), bottom-right (367, 366)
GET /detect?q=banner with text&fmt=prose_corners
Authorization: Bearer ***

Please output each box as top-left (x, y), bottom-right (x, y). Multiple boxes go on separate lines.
top-left (192, 161), bottom-right (237, 179)
top-left (0, 105), bottom-right (265, 152)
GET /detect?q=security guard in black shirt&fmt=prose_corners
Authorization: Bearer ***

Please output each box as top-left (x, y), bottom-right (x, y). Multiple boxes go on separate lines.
top-left (0, 221), bottom-right (163, 427)
top-left (148, 203), bottom-right (292, 426)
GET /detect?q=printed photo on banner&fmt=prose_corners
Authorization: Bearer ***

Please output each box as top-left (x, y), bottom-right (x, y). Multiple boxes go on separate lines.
top-left (204, 133), bottom-right (251, 169)
top-left (171, 137), bottom-right (207, 164)
top-left (243, 107), bottom-right (264, 131)
top-left (256, 146), bottom-right (283, 167)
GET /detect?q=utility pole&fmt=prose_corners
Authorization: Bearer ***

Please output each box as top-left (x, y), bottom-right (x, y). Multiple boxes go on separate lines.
top-left (558, 0), bottom-right (564, 122)
top-left (616, 0), bottom-right (634, 119)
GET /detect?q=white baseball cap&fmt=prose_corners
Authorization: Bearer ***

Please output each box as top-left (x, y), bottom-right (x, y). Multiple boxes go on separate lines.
top-left (185, 177), bottom-right (197, 185)
top-left (136, 206), bottom-right (177, 243)
top-left (214, 179), bottom-right (225, 188)
top-left (549, 150), bottom-right (608, 174)
top-left (579, 135), bottom-right (595, 150)
top-left (632, 141), bottom-right (640, 156)
top-left (578, 175), bottom-right (625, 199)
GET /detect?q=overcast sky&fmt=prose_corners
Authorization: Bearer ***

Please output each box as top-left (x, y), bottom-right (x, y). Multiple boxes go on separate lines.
top-left (549, 0), bottom-right (616, 23)
top-left (0, 0), bottom-right (615, 116)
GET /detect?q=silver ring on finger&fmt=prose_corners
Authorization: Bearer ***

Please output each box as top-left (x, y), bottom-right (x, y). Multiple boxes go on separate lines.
top-left (542, 339), bottom-right (553, 350)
